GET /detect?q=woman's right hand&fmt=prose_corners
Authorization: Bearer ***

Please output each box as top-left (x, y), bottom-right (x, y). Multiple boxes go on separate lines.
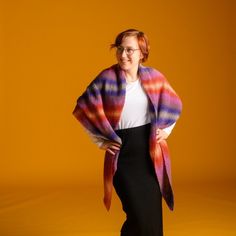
top-left (100, 140), bottom-right (121, 155)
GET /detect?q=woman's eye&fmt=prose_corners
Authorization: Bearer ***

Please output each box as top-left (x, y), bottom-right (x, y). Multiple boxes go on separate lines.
top-left (127, 48), bottom-right (133, 53)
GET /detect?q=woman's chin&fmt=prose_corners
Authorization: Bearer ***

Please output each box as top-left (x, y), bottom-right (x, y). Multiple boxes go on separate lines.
top-left (118, 63), bottom-right (130, 71)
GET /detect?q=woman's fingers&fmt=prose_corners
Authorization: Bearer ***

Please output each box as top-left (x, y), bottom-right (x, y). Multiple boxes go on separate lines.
top-left (157, 137), bottom-right (164, 143)
top-left (110, 144), bottom-right (120, 150)
top-left (107, 145), bottom-right (120, 155)
top-left (156, 129), bottom-right (168, 143)
top-left (100, 141), bottom-right (121, 155)
top-left (156, 134), bottom-right (162, 143)
top-left (111, 142), bottom-right (121, 148)
top-left (107, 144), bottom-right (121, 155)
top-left (107, 148), bottom-right (115, 155)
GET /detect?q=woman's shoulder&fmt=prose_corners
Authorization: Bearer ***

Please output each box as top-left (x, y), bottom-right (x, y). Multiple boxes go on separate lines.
top-left (92, 64), bottom-right (120, 86)
top-left (94, 64), bottom-right (118, 80)
top-left (97, 64), bottom-right (117, 76)
top-left (139, 64), bottom-right (166, 81)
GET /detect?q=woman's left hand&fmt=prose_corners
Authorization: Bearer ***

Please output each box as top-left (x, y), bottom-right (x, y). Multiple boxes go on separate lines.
top-left (156, 129), bottom-right (169, 143)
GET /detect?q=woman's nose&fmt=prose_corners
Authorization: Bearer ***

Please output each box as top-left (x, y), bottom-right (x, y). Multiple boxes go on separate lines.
top-left (121, 49), bottom-right (127, 58)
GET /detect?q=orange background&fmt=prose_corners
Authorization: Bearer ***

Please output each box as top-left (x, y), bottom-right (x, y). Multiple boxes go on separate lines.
top-left (1, 0), bottom-right (235, 186)
top-left (0, 0), bottom-right (235, 235)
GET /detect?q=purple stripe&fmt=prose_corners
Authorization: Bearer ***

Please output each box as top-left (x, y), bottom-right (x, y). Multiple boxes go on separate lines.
top-left (158, 105), bottom-right (181, 115)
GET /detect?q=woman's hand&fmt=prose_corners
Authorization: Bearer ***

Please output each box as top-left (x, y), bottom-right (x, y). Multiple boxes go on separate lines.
top-left (100, 140), bottom-right (121, 155)
top-left (156, 128), bottom-right (169, 143)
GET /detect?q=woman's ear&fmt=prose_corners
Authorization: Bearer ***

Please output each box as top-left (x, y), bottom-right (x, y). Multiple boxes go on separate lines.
top-left (140, 52), bottom-right (144, 61)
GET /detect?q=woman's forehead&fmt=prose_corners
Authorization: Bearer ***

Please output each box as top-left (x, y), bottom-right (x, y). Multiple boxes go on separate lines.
top-left (121, 36), bottom-right (139, 47)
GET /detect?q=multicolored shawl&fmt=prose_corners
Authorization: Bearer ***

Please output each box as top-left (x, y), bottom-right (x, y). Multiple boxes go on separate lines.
top-left (72, 64), bottom-right (182, 211)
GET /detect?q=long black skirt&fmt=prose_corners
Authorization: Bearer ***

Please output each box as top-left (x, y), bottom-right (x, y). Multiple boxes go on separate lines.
top-left (113, 123), bottom-right (163, 236)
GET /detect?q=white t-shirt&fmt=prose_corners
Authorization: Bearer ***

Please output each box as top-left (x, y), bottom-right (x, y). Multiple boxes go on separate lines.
top-left (117, 78), bottom-right (151, 129)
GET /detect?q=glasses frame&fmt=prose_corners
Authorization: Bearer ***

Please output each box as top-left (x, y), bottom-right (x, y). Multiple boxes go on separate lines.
top-left (116, 46), bottom-right (140, 56)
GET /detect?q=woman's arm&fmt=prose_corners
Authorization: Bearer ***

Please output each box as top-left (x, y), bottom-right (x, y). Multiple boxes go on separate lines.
top-left (84, 128), bottom-right (121, 155)
top-left (162, 122), bottom-right (176, 136)
top-left (156, 122), bottom-right (176, 143)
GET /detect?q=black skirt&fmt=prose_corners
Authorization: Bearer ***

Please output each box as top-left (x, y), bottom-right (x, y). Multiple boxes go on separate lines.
top-left (113, 123), bottom-right (163, 236)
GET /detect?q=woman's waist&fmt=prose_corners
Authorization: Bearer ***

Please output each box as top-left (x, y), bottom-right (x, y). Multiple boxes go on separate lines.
top-left (115, 122), bottom-right (151, 137)
top-left (115, 123), bottom-right (151, 155)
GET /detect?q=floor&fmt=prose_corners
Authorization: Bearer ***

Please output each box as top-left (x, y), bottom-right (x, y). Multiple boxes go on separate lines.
top-left (0, 182), bottom-right (235, 236)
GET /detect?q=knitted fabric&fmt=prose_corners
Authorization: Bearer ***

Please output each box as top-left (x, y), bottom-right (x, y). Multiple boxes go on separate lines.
top-left (72, 64), bottom-right (182, 211)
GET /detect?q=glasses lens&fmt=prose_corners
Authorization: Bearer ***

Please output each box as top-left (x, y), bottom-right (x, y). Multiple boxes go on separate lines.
top-left (126, 48), bottom-right (134, 55)
top-left (117, 46), bottom-right (135, 55)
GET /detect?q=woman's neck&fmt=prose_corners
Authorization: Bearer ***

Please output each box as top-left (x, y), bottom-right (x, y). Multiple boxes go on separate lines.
top-left (124, 67), bottom-right (139, 83)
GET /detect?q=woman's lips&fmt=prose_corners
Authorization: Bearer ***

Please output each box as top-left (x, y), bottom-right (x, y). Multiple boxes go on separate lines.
top-left (120, 60), bottom-right (130, 64)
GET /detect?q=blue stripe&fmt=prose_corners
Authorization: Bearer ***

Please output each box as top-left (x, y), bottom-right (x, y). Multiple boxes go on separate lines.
top-left (105, 89), bottom-right (126, 96)
top-left (155, 118), bottom-right (177, 126)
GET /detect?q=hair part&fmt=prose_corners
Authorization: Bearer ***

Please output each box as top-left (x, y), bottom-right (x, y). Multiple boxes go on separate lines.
top-left (110, 29), bottom-right (150, 63)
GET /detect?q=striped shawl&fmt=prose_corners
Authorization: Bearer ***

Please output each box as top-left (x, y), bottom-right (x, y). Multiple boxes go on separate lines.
top-left (72, 64), bottom-right (182, 211)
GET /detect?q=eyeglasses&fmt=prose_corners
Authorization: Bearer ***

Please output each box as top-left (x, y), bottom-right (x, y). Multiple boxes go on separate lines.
top-left (116, 46), bottom-right (140, 56)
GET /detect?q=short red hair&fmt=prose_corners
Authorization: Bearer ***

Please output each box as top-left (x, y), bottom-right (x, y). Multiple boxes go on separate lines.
top-left (110, 29), bottom-right (150, 63)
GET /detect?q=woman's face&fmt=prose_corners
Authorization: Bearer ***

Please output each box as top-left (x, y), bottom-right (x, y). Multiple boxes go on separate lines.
top-left (116, 36), bottom-right (143, 72)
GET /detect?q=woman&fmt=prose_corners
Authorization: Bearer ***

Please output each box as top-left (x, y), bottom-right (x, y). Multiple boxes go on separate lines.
top-left (73, 29), bottom-right (182, 236)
